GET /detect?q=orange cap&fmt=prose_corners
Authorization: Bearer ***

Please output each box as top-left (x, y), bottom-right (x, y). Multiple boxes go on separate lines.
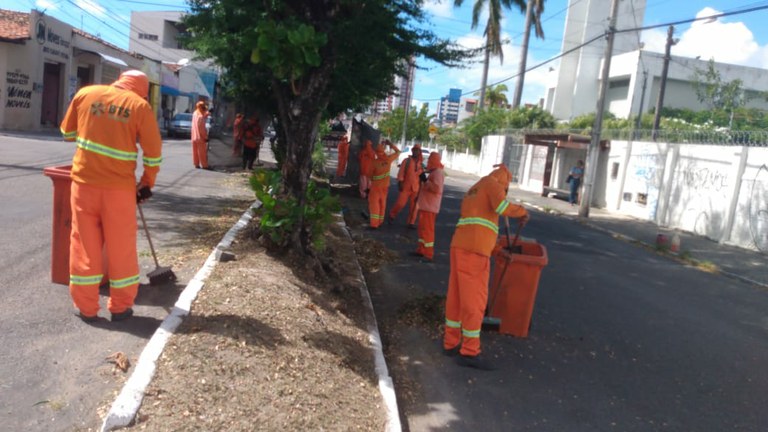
top-left (426, 152), bottom-right (443, 171)
top-left (112, 70), bottom-right (149, 98)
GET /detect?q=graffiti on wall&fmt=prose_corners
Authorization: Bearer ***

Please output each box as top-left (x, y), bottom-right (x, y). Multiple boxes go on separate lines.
top-left (678, 167), bottom-right (729, 192)
top-left (5, 71), bottom-right (32, 109)
top-left (748, 164), bottom-right (768, 252)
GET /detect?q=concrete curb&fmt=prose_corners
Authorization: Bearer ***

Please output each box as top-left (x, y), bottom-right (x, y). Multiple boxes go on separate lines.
top-left (519, 199), bottom-right (768, 290)
top-left (336, 218), bottom-right (402, 432)
top-left (100, 201), bottom-right (259, 432)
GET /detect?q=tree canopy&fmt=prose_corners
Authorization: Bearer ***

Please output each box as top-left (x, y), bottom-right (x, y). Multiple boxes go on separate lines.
top-left (181, 0), bottom-right (473, 252)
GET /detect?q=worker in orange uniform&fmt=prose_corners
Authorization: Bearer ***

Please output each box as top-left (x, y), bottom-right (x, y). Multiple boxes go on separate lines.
top-left (59, 70), bottom-right (162, 323)
top-left (413, 152), bottom-right (445, 261)
top-left (232, 113), bottom-right (244, 156)
top-left (191, 101), bottom-right (209, 169)
top-left (388, 145), bottom-right (424, 228)
top-left (367, 140), bottom-right (400, 229)
top-left (443, 164), bottom-right (529, 370)
top-left (241, 115), bottom-right (263, 170)
top-left (336, 135), bottom-right (350, 178)
top-left (358, 139), bottom-right (376, 199)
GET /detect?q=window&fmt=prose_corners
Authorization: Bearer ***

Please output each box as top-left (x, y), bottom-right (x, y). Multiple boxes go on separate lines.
top-left (138, 33), bottom-right (158, 41)
top-left (611, 162), bottom-right (620, 180)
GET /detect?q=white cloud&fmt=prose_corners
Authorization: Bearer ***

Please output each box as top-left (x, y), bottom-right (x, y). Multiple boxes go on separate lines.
top-left (424, 0), bottom-right (453, 19)
top-left (75, 0), bottom-right (106, 18)
top-left (642, 7), bottom-right (767, 68)
top-left (36, 0), bottom-right (59, 11)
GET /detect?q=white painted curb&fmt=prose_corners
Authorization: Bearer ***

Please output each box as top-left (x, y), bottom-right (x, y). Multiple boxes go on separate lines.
top-left (337, 218), bottom-right (402, 432)
top-left (100, 202), bottom-right (259, 431)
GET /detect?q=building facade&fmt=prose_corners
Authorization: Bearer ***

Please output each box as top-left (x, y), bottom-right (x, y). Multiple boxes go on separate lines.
top-left (436, 88), bottom-right (462, 126)
top-left (129, 11), bottom-right (218, 119)
top-left (0, 9), bottom-right (161, 131)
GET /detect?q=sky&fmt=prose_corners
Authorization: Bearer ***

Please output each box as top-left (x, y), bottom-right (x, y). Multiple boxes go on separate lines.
top-left (6, 0), bottom-right (768, 114)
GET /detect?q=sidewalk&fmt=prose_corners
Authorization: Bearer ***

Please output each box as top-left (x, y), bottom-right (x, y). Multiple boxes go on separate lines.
top-left (508, 184), bottom-right (768, 289)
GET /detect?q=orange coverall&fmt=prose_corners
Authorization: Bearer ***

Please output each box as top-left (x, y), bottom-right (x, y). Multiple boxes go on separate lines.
top-left (415, 152), bottom-right (445, 260)
top-left (367, 143), bottom-right (400, 228)
top-left (191, 102), bottom-right (209, 168)
top-left (60, 70), bottom-right (162, 319)
top-left (232, 113), bottom-right (244, 156)
top-left (358, 140), bottom-right (376, 198)
top-left (389, 149), bottom-right (424, 225)
top-left (336, 136), bottom-right (350, 177)
top-left (443, 165), bottom-right (528, 358)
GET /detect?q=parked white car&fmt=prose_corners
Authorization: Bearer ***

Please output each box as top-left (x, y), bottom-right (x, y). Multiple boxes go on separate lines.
top-left (397, 146), bottom-right (430, 167)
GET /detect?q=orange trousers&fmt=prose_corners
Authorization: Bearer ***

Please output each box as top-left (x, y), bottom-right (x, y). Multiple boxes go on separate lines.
top-left (69, 182), bottom-right (140, 317)
top-left (359, 175), bottom-right (371, 198)
top-left (415, 210), bottom-right (436, 260)
top-left (192, 139), bottom-right (208, 168)
top-left (368, 185), bottom-right (388, 228)
top-left (336, 148), bottom-right (349, 177)
top-left (389, 189), bottom-right (419, 225)
top-left (444, 247), bottom-right (490, 357)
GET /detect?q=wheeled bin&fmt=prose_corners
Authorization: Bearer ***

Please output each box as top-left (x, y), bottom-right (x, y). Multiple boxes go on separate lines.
top-left (43, 165), bottom-right (74, 285)
top-left (487, 237), bottom-right (548, 338)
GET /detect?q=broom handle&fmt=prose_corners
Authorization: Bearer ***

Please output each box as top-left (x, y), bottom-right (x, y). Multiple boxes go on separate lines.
top-left (137, 204), bottom-right (161, 268)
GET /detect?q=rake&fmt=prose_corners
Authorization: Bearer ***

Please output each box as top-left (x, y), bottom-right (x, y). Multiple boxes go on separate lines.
top-left (137, 204), bottom-right (177, 285)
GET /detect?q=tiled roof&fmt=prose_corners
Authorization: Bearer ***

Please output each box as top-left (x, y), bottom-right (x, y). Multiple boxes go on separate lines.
top-left (0, 9), bottom-right (30, 42)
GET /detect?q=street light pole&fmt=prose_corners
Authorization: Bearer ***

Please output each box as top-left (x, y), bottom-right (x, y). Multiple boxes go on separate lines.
top-left (578, 0), bottom-right (620, 218)
top-left (652, 25), bottom-right (676, 141)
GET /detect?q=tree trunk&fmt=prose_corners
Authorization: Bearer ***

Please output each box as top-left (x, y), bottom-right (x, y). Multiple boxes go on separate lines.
top-left (512, 0), bottom-right (534, 109)
top-left (479, 42), bottom-right (490, 110)
top-left (272, 63), bottom-right (334, 252)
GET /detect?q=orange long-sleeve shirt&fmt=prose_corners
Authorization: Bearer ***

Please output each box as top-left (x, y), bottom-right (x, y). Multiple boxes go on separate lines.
top-left (397, 155), bottom-right (424, 193)
top-left (191, 109), bottom-right (208, 143)
top-left (450, 168), bottom-right (528, 256)
top-left (60, 84), bottom-right (162, 190)
top-left (370, 145), bottom-right (400, 190)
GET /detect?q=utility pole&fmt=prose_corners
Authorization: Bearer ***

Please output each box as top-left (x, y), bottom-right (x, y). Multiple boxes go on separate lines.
top-left (579, 0), bottom-right (620, 218)
top-left (634, 70), bottom-right (648, 136)
top-left (512, 0), bottom-right (534, 109)
top-left (652, 25), bottom-right (675, 141)
top-left (399, 60), bottom-right (413, 148)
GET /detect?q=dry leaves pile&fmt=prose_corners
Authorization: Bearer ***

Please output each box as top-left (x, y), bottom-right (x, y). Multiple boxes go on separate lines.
top-left (133, 219), bottom-right (386, 431)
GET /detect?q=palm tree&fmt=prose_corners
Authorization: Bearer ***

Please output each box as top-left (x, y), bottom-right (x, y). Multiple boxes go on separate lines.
top-left (455, 0), bottom-right (526, 110)
top-left (512, 0), bottom-right (546, 109)
top-left (476, 83), bottom-right (509, 108)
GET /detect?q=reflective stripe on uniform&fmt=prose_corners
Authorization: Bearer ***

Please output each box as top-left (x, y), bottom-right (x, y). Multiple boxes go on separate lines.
top-left (76, 137), bottom-right (138, 161)
top-left (371, 213), bottom-right (384, 220)
top-left (445, 318), bottom-right (461, 329)
top-left (110, 274), bottom-right (140, 289)
top-left (462, 328), bottom-right (481, 338)
top-left (456, 217), bottom-right (498, 234)
top-left (372, 173), bottom-right (389, 181)
top-left (418, 238), bottom-right (434, 247)
top-left (495, 200), bottom-right (510, 214)
top-left (70, 274), bottom-right (104, 285)
top-left (61, 129), bottom-right (77, 140)
top-left (143, 155), bottom-right (162, 167)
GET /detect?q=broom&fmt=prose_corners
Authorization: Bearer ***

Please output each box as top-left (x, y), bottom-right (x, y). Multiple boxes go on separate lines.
top-left (137, 204), bottom-right (177, 285)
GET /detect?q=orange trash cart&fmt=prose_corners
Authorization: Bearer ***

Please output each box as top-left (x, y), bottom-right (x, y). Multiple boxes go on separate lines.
top-left (487, 238), bottom-right (548, 338)
top-left (43, 165), bottom-right (74, 285)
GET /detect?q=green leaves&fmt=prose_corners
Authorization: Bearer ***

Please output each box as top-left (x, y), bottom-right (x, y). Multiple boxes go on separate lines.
top-left (250, 19), bottom-right (327, 82)
top-left (249, 168), bottom-right (340, 251)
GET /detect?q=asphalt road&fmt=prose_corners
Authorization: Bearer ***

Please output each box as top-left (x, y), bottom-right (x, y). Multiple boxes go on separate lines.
top-left (0, 134), bottom-right (252, 431)
top-left (353, 165), bottom-right (768, 432)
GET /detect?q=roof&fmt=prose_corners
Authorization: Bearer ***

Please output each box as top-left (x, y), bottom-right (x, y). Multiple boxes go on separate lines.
top-left (0, 9), bottom-right (30, 43)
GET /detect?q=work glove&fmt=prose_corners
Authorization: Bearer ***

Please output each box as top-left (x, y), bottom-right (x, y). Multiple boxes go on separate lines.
top-left (419, 172), bottom-right (428, 183)
top-left (136, 186), bottom-right (153, 204)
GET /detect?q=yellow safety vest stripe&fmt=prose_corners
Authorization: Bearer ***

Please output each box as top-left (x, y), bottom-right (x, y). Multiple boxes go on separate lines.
top-left (445, 318), bottom-right (461, 329)
top-left (143, 155), bottom-right (163, 167)
top-left (110, 274), bottom-right (141, 288)
top-left (76, 137), bottom-right (138, 161)
top-left (61, 129), bottom-right (77, 140)
top-left (418, 238), bottom-right (434, 247)
top-left (372, 173), bottom-right (389, 181)
top-left (495, 200), bottom-right (510, 214)
top-left (456, 217), bottom-right (498, 234)
top-left (70, 274), bottom-right (104, 285)
top-left (462, 328), bottom-right (481, 338)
